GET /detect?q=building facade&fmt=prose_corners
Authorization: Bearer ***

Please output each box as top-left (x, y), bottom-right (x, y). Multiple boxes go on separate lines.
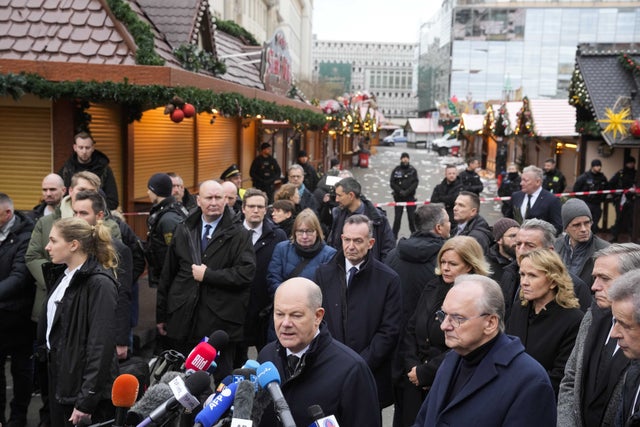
top-left (312, 37), bottom-right (419, 119)
top-left (210, 0), bottom-right (313, 81)
top-left (418, 0), bottom-right (640, 113)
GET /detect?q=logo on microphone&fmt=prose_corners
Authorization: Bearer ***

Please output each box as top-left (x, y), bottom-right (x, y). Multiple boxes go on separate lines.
top-left (191, 354), bottom-right (208, 370)
top-left (322, 420), bottom-right (336, 427)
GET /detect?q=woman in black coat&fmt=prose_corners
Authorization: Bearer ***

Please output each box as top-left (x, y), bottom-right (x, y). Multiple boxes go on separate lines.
top-left (39, 217), bottom-right (118, 427)
top-left (393, 236), bottom-right (491, 427)
top-left (506, 249), bottom-right (584, 396)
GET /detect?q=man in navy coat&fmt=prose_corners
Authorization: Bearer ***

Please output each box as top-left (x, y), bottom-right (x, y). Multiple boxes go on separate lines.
top-left (508, 165), bottom-right (563, 235)
top-left (412, 274), bottom-right (557, 426)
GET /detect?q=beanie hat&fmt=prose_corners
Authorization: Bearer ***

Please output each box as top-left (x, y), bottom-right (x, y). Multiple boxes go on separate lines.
top-left (148, 173), bottom-right (173, 198)
top-left (298, 150), bottom-right (308, 158)
top-left (260, 142), bottom-right (271, 150)
top-left (401, 152), bottom-right (410, 159)
top-left (591, 159), bottom-right (602, 167)
top-left (562, 198), bottom-right (592, 230)
top-left (492, 218), bottom-right (520, 241)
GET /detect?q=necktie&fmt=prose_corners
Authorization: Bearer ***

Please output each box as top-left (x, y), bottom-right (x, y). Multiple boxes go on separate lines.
top-left (202, 224), bottom-right (212, 253)
top-left (287, 355), bottom-right (300, 376)
top-left (347, 266), bottom-right (358, 287)
top-left (525, 194), bottom-right (532, 218)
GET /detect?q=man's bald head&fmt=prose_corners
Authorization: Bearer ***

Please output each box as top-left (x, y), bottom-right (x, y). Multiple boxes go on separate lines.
top-left (41, 173), bottom-right (66, 207)
top-left (221, 181), bottom-right (238, 208)
top-left (198, 180), bottom-right (226, 222)
top-left (274, 278), bottom-right (324, 353)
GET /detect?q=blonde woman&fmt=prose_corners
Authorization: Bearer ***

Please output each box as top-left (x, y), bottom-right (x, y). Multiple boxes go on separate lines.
top-left (506, 249), bottom-right (583, 396)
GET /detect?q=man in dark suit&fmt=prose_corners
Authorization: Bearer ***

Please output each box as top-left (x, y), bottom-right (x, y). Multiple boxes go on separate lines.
top-left (315, 214), bottom-right (402, 409)
top-left (412, 275), bottom-right (556, 426)
top-left (608, 269), bottom-right (640, 426)
top-left (508, 165), bottom-right (562, 235)
top-left (239, 188), bottom-right (287, 355)
top-left (557, 243), bottom-right (640, 427)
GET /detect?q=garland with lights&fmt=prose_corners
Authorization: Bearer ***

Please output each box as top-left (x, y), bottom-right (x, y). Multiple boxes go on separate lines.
top-left (482, 103), bottom-right (494, 136)
top-left (568, 68), bottom-right (590, 109)
top-left (106, 0), bottom-right (164, 66)
top-left (0, 72), bottom-right (326, 127)
top-left (494, 104), bottom-right (510, 137)
top-left (515, 96), bottom-right (536, 137)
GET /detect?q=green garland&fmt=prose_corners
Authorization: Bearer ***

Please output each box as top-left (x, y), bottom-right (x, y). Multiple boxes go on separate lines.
top-left (0, 72), bottom-right (325, 127)
top-left (620, 53), bottom-right (640, 77)
top-left (576, 120), bottom-right (602, 138)
top-left (173, 44), bottom-right (227, 75)
top-left (568, 68), bottom-right (590, 109)
top-left (215, 20), bottom-right (259, 46)
top-left (105, 0), bottom-right (164, 66)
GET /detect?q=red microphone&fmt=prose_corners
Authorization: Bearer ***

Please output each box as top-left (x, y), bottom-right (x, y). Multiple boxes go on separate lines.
top-left (185, 342), bottom-right (218, 373)
top-left (112, 373), bottom-right (140, 427)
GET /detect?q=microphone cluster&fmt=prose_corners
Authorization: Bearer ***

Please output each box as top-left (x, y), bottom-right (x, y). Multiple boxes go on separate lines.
top-left (105, 332), bottom-right (339, 427)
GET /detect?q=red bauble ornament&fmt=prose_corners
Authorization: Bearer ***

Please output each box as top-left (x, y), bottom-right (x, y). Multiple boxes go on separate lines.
top-left (182, 103), bottom-right (196, 118)
top-left (630, 119), bottom-right (640, 138)
top-left (170, 109), bottom-right (185, 123)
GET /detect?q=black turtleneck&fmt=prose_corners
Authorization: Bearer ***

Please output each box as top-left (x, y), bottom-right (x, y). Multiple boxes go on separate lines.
top-left (445, 333), bottom-right (501, 403)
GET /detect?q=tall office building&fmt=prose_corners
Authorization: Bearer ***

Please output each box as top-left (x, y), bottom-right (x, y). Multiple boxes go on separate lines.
top-left (312, 37), bottom-right (419, 119)
top-left (418, 0), bottom-right (640, 113)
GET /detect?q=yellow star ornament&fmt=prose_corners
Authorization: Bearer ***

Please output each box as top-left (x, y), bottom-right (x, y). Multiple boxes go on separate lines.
top-left (599, 108), bottom-right (635, 139)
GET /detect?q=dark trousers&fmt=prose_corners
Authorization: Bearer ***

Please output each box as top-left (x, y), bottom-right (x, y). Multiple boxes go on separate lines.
top-left (393, 204), bottom-right (417, 238)
top-left (165, 337), bottom-right (237, 383)
top-left (586, 202), bottom-right (602, 232)
top-left (48, 398), bottom-right (113, 427)
top-left (0, 346), bottom-right (33, 426)
top-left (392, 377), bottom-right (427, 427)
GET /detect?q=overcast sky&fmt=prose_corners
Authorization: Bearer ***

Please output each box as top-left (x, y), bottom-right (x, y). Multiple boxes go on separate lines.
top-left (312, 0), bottom-right (437, 44)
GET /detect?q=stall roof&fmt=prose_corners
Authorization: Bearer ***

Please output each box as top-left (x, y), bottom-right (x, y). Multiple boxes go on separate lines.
top-left (461, 114), bottom-right (485, 131)
top-left (489, 100), bottom-right (577, 137)
top-left (405, 118), bottom-right (443, 133)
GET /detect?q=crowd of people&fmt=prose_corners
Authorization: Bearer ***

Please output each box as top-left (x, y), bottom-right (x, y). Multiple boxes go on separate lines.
top-left (1, 133), bottom-right (640, 427)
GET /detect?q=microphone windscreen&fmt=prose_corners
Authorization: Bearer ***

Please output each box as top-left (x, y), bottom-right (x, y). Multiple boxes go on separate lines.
top-left (111, 374), bottom-right (139, 408)
top-left (185, 342), bottom-right (217, 372)
top-left (256, 361), bottom-right (280, 387)
top-left (208, 330), bottom-right (229, 350)
top-left (242, 359), bottom-right (260, 370)
top-left (159, 371), bottom-right (184, 384)
top-left (231, 368), bottom-right (256, 380)
top-left (307, 404), bottom-right (324, 420)
top-left (127, 383), bottom-right (173, 424)
top-left (232, 380), bottom-right (255, 420)
top-left (184, 370), bottom-right (212, 395)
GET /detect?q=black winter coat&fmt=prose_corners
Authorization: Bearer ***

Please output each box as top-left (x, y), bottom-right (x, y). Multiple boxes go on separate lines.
top-left (390, 163), bottom-right (419, 202)
top-left (498, 172), bottom-right (521, 217)
top-left (145, 197), bottom-right (186, 287)
top-left (58, 149), bottom-right (119, 210)
top-left (430, 178), bottom-right (462, 221)
top-left (385, 232), bottom-right (443, 325)
top-left (315, 253), bottom-right (403, 407)
top-left (459, 168), bottom-right (484, 194)
top-left (0, 211), bottom-right (35, 334)
top-left (244, 219), bottom-right (287, 347)
top-left (257, 323), bottom-right (381, 427)
top-left (157, 207), bottom-right (256, 342)
top-left (574, 170), bottom-right (608, 204)
top-left (506, 300), bottom-right (584, 395)
top-left (454, 214), bottom-right (494, 255)
top-left (38, 257), bottom-right (119, 414)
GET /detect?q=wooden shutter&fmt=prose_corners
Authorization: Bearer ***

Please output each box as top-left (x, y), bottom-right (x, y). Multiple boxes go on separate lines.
top-left (197, 116), bottom-right (239, 183)
top-left (88, 103), bottom-right (123, 207)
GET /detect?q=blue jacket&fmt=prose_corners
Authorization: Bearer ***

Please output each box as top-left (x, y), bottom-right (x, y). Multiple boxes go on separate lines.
top-left (266, 241), bottom-right (336, 296)
top-left (413, 333), bottom-right (557, 427)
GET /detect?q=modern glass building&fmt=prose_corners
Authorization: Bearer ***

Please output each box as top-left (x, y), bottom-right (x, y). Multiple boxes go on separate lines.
top-left (418, 0), bottom-right (640, 112)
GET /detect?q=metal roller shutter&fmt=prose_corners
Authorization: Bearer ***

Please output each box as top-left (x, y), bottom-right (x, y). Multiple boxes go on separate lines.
top-left (88, 103), bottom-right (123, 207)
top-left (0, 106), bottom-right (51, 210)
top-left (197, 116), bottom-right (239, 182)
top-left (133, 108), bottom-right (195, 200)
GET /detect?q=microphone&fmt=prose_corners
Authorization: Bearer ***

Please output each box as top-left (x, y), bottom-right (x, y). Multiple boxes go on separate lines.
top-left (185, 342), bottom-right (217, 373)
top-left (307, 404), bottom-right (340, 427)
top-left (256, 362), bottom-right (295, 427)
top-left (230, 380), bottom-right (255, 427)
top-left (193, 381), bottom-right (238, 427)
top-left (149, 349), bottom-right (185, 385)
top-left (242, 360), bottom-right (260, 370)
top-left (207, 330), bottom-right (229, 351)
top-left (126, 383), bottom-right (174, 426)
top-left (111, 373), bottom-right (139, 427)
top-left (136, 370), bottom-right (211, 427)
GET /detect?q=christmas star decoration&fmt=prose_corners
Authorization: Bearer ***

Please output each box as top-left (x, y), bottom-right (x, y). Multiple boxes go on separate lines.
top-left (599, 107), bottom-right (634, 139)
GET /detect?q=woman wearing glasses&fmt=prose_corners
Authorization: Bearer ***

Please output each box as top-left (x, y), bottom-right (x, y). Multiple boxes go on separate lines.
top-left (394, 236), bottom-right (490, 427)
top-left (506, 249), bottom-right (583, 396)
top-left (266, 209), bottom-right (336, 340)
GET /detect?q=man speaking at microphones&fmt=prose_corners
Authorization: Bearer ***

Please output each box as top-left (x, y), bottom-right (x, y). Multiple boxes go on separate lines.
top-left (257, 278), bottom-right (380, 426)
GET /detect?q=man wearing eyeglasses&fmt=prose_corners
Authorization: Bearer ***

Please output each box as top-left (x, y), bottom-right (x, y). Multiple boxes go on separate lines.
top-left (412, 274), bottom-right (557, 426)
top-left (287, 164), bottom-right (318, 214)
top-left (554, 198), bottom-right (609, 287)
top-left (315, 214), bottom-right (402, 410)
top-left (238, 188), bottom-right (287, 359)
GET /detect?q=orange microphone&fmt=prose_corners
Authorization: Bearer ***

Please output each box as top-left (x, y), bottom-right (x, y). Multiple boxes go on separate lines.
top-left (112, 373), bottom-right (140, 427)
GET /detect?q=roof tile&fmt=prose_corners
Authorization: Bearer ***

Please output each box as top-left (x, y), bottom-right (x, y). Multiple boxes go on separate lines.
top-left (31, 38), bottom-right (48, 52)
top-left (26, 8), bottom-right (44, 22)
top-left (57, 25), bottom-right (73, 40)
top-left (25, 0), bottom-right (45, 8)
top-left (90, 27), bottom-right (112, 42)
top-left (11, 0), bottom-right (28, 7)
top-left (69, 10), bottom-right (89, 26)
top-left (79, 38), bottom-right (100, 56)
top-left (12, 37), bottom-right (34, 52)
top-left (0, 38), bottom-right (15, 51)
top-left (42, 0), bottom-right (60, 10)
top-left (71, 0), bottom-right (90, 11)
top-left (10, 8), bottom-right (27, 22)
top-left (60, 40), bottom-right (82, 55)
top-left (8, 22), bottom-right (29, 37)
top-left (43, 38), bottom-right (61, 52)
top-left (70, 27), bottom-right (91, 42)
top-left (86, 10), bottom-right (105, 27)
top-left (97, 43), bottom-right (116, 57)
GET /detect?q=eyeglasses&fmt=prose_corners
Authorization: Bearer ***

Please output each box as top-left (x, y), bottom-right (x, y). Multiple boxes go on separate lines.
top-left (245, 204), bottom-right (265, 210)
top-left (435, 310), bottom-right (490, 328)
top-left (288, 175), bottom-right (303, 179)
top-left (295, 229), bottom-right (316, 236)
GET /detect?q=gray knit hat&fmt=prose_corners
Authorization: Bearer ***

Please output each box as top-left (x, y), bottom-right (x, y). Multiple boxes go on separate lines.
top-left (561, 198), bottom-right (592, 230)
top-left (492, 218), bottom-right (520, 241)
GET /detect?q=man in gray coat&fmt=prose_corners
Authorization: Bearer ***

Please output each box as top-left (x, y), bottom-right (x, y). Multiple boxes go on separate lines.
top-left (557, 243), bottom-right (640, 427)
